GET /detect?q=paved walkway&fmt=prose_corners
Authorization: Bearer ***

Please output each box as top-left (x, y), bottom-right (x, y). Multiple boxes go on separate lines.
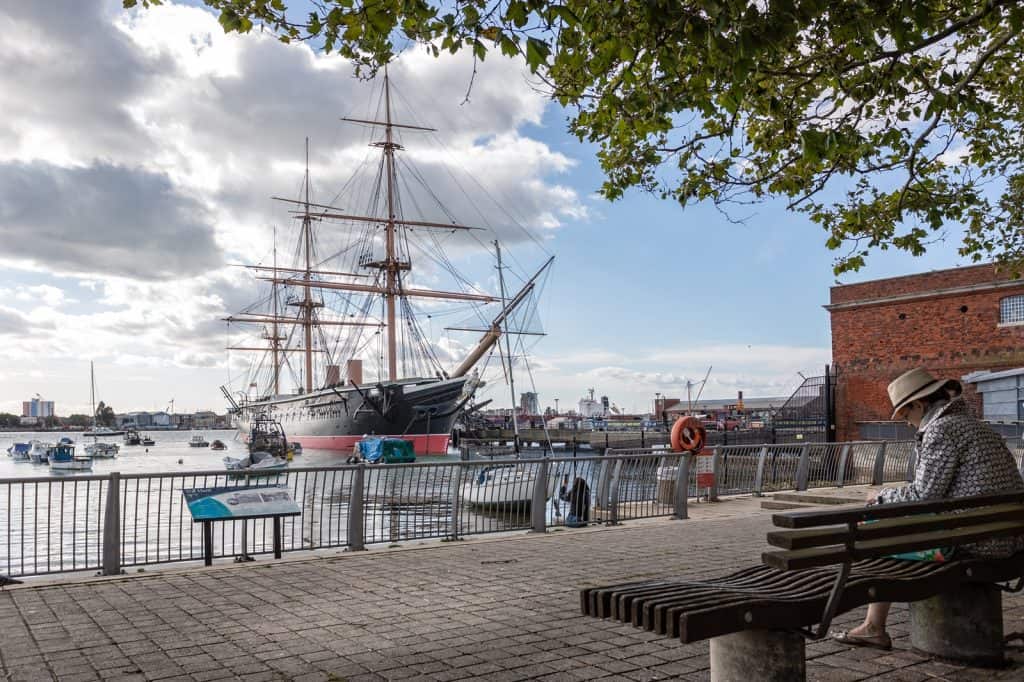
top-left (2, 488), bottom-right (1024, 681)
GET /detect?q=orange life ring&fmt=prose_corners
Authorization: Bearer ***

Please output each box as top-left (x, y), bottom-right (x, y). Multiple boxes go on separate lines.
top-left (670, 416), bottom-right (706, 453)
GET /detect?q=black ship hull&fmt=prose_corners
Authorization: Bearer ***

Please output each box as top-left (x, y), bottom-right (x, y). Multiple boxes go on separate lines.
top-left (234, 377), bottom-right (469, 455)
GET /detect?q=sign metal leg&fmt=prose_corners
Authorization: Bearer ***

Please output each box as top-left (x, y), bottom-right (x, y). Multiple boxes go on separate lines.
top-left (203, 521), bottom-right (213, 566)
top-left (273, 517), bottom-right (282, 559)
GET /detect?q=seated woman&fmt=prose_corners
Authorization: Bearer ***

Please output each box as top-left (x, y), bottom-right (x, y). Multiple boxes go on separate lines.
top-left (833, 367), bottom-right (1024, 650)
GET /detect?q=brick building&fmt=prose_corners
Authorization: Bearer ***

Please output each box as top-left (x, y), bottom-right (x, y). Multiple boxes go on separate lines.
top-left (827, 263), bottom-right (1024, 440)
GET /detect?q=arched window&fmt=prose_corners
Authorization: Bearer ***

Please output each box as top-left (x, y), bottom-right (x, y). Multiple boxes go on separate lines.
top-left (1000, 294), bottom-right (1024, 325)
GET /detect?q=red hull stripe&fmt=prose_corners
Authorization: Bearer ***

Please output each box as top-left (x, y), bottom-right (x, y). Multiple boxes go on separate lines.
top-left (290, 433), bottom-right (451, 455)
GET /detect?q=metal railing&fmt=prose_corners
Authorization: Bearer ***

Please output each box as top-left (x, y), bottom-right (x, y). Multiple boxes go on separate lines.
top-left (4, 437), bottom-right (1023, 579)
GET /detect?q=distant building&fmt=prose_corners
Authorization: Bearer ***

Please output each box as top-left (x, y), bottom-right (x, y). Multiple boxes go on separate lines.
top-left (963, 367), bottom-right (1024, 432)
top-left (192, 411), bottom-right (218, 428)
top-left (22, 398), bottom-right (54, 418)
top-left (828, 263), bottom-right (1024, 440)
top-left (519, 392), bottom-right (539, 415)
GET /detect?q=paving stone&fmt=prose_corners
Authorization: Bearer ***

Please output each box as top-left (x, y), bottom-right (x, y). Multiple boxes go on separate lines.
top-left (0, 501), bottom-right (1022, 682)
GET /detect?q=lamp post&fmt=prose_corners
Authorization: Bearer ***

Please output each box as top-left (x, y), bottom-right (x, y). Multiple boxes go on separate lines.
top-left (554, 398), bottom-right (559, 415)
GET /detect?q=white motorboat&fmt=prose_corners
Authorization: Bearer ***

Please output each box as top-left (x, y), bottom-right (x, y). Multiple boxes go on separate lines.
top-left (223, 450), bottom-right (288, 477)
top-left (49, 444), bottom-right (92, 471)
top-left (84, 442), bottom-right (119, 458)
top-left (28, 441), bottom-right (51, 464)
top-left (189, 435), bottom-right (210, 448)
top-left (82, 426), bottom-right (124, 437)
top-left (460, 464), bottom-right (557, 509)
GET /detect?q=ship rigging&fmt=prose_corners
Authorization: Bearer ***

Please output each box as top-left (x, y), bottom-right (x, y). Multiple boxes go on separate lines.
top-left (222, 69), bottom-right (553, 454)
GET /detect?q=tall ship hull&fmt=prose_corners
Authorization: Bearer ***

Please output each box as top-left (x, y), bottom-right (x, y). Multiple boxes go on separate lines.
top-left (235, 377), bottom-right (468, 455)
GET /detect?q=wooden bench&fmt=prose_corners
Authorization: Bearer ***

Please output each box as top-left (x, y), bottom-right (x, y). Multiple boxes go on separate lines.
top-left (580, 491), bottom-right (1024, 680)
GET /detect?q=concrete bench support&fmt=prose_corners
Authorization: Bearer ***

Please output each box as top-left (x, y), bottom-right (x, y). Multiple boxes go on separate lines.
top-left (910, 584), bottom-right (1004, 666)
top-left (709, 629), bottom-right (805, 681)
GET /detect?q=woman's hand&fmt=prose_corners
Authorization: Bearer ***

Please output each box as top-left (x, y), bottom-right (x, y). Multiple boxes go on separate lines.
top-left (865, 491), bottom-right (879, 505)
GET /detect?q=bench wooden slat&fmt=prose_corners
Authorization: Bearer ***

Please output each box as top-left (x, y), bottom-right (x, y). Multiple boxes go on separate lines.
top-left (766, 503), bottom-right (1024, 550)
top-left (582, 553), bottom-right (1024, 643)
top-left (772, 491), bottom-right (1024, 529)
top-left (763, 519), bottom-right (1024, 570)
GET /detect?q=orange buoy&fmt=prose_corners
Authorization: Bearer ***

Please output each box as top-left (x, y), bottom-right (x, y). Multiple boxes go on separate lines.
top-left (670, 416), bottom-right (706, 453)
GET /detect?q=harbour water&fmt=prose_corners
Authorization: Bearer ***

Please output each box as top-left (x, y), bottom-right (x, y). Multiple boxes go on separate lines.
top-left (0, 429), bottom-right (388, 478)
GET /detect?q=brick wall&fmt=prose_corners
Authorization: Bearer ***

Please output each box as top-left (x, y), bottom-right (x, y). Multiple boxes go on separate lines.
top-left (829, 264), bottom-right (1024, 440)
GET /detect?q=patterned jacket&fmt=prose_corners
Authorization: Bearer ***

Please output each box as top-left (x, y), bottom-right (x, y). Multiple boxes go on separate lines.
top-left (876, 397), bottom-right (1024, 558)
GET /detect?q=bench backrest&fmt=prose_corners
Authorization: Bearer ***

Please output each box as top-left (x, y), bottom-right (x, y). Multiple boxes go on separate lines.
top-left (764, 491), bottom-right (1024, 571)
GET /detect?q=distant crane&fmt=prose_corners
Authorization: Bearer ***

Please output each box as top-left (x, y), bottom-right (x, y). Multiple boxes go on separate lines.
top-left (686, 366), bottom-right (713, 414)
top-left (165, 399), bottom-right (174, 415)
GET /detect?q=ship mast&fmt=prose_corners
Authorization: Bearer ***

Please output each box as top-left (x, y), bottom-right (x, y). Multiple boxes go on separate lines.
top-left (292, 138), bottom-right (317, 393)
top-left (228, 71), bottom-right (545, 391)
top-left (270, 227), bottom-right (282, 395)
top-left (495, 241), bottom-right (520, 448)
top-left (383, 69), bottom-right (399, 381)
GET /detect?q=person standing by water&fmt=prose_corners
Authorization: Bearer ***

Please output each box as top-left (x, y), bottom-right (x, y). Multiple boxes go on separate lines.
top-left (553, 474), bottom-right (570, 517)
top-left (832, 368), bottom-right (1024, 650)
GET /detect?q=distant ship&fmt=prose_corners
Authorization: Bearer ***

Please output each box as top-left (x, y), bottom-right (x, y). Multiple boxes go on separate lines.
top-left (223, 70), bottom-right (551, 454)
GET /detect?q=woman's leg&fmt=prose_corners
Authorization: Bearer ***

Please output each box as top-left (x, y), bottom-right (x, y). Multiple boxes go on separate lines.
top-left (848, 602), bottom-right (892, 636)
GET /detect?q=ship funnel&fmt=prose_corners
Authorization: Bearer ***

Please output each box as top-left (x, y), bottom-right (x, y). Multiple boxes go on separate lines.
top-left (325, 365), bottom-right (341, 386)
top-left (346, 359), bottom-right (363, 386)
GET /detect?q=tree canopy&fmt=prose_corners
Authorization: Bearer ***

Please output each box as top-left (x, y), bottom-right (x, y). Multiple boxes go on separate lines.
top-left (95, 401), bottom-right (116, 427)
top-left (128, 0), bottom-right (1024, 274)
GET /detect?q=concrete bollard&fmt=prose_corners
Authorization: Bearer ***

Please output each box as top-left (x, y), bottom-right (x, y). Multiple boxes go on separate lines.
top-left (910, 585), bottom-right (1005, 666)
top-left (710, 629), bottom-right (805, 681)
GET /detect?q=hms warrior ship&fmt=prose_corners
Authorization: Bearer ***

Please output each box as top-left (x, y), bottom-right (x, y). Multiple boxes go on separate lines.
top-left (222, 71), bottom-right (552, 454)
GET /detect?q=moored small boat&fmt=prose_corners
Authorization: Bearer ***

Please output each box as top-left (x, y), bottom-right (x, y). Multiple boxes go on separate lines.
top-left (85, 442), bottom-right (119, 458)
top-left (49, 444), bottom-right (92, 471)
top-left (459, 464), bottom-right (557, 510)
top-left (223, 450), bottom-right (288, 477)
top-left (189, 435), bottom-right (210, 448)
top-left (28, 441), bottom-right (51, 463)
top-left (7, 442), bottom-right (31, 461)
top-left (141, 435), bottom-right (156, 446)
top-left (123, 429), bottom-right (141, 446)
top-left (210, 440), bottom-right (227, 450)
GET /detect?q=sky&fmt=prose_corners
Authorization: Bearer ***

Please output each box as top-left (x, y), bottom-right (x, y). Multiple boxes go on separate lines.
top-left (0, 1), bottom-right (973, 417)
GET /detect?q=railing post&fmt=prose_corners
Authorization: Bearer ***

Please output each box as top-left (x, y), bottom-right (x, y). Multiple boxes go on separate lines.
top-left (606, 458), bottom-right (623, 525)
top-left (673, 452), bottom-right (691, 520)
top-left (596, 451), bottom-right (612, 513)
top-left (709, 446), bottom-right (721, 501)
top-left (753, 446), bottom-right (768, 497)
top-left (348, 463), bottom-right (366, 551)
top-left (530, 458), bottom-right (550, 533)
top-left (448, 463), bottom-right (462, 541)
top-left (102, 472), bottom-right (121, 576)
top-left (872, 441), bottom-right (887, 485)
top-left (795, 443), bottom-right (810, 491)
top-left (906, 443), bottom-right (917, 483)
top-left (836, 443), bottom-right (851, 487)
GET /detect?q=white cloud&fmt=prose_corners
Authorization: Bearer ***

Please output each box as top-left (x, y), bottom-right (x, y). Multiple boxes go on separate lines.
top-left (0, 1), bottom-right (584, 411)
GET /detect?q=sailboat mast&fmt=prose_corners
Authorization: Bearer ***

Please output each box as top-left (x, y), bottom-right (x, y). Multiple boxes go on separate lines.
top-left (302, 138), bottom-right (314, 393)
top-left (495, 241), bottom-right (520, 445)
top-left (271, 226), bottom-right (281, 395)
top-left (383, 67), bottom-right (399, 381)
top-left (90, 361), bottom-right (96, 429)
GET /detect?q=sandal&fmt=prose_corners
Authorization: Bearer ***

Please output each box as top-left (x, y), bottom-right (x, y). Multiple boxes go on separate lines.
top-left (830, 630), bottom-right (892, 651)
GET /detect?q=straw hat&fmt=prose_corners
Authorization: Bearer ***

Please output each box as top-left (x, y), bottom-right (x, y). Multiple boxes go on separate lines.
top-left (888, 368), bottom-right (962, 419)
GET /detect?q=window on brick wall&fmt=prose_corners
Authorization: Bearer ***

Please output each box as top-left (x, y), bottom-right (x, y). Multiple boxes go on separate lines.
top-left (1000, 295), bottom-right (1024, 325)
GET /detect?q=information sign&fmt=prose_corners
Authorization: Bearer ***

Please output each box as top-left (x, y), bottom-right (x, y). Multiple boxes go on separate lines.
top-left (695, 454), bottom-right (715, 489)
top-left (182, 485), bottom-right (300, 522)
